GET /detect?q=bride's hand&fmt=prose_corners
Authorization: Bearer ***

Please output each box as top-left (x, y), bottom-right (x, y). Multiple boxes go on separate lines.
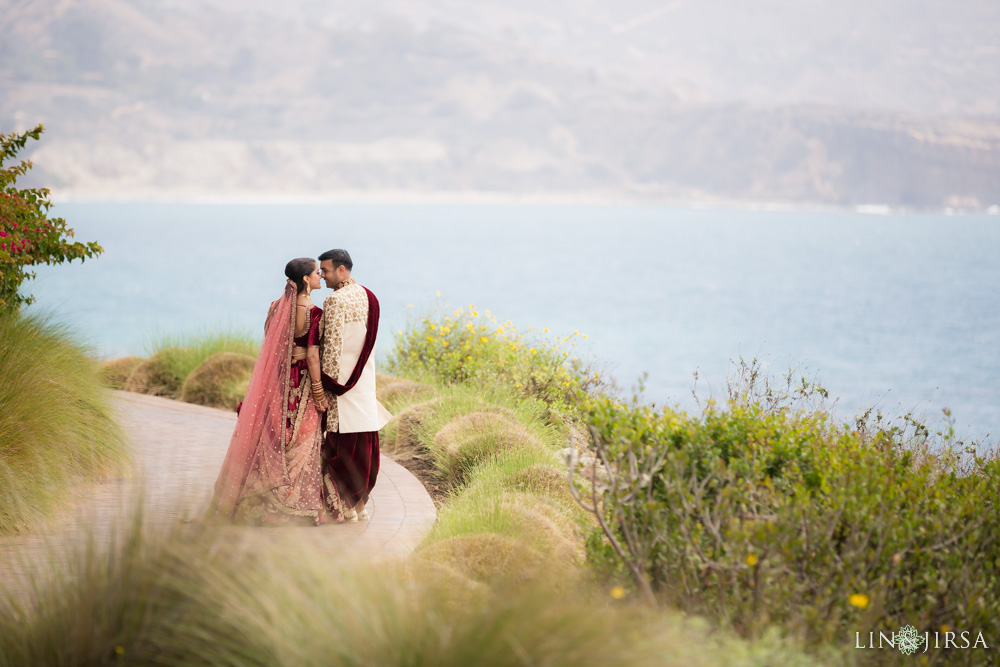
top-left (315, 396), bottom-right (330, 413)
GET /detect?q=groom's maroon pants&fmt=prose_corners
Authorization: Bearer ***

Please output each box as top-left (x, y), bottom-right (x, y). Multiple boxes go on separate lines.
top-left (322, 431), bottom-right (380, 507)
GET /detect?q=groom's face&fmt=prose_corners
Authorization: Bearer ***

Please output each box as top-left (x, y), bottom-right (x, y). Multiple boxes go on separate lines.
top-left (320, 259), bottom-right (342, 287)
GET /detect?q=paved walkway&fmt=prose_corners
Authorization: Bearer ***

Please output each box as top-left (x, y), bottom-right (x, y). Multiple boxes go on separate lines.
top-left (0, 391), bottom-right (436, 596)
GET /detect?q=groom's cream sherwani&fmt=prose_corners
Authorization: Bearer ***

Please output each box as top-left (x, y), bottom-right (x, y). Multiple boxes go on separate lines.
top-left (320, 280), bottom-right (391, 434)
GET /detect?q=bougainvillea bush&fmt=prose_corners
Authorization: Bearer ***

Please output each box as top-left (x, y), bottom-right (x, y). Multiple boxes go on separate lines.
top-left (0, 125), bottom-right (103, 311)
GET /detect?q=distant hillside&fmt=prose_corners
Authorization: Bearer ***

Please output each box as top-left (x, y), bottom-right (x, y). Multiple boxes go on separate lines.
top-left (2, 0), bottom-right (999, 208)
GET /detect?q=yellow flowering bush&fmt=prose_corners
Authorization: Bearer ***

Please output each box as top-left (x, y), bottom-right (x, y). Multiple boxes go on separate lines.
top-left (387, 306), bottom-right (605, 413)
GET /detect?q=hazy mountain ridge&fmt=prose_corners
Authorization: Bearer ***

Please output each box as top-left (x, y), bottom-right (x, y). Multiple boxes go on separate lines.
top-left (2, 0), bottom-right (999, 207)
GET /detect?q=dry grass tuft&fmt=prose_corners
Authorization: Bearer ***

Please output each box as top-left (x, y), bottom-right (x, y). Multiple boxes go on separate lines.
top-left (377, 377), bottom-right (435, 409)
top-left (434, 411), bottom-right (547, 486)
top-left (123, 351), bottom-right (182, 397)
top-left (98, 356), bottom-right (143, 389)
top-left (502, 495), bottom-right (584, 563)
top-left (505, 464), bottom-right (574, 502)
top-left (416, 533), bottom-right (549, 586)
top-left (179, 352), bottom-right (255, 409)
top-left (392, 399), bottom-right (439, 452)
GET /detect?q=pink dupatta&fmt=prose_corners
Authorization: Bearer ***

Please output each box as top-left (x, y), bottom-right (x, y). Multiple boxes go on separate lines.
top-left (210, 281), bottom-right (297, 519)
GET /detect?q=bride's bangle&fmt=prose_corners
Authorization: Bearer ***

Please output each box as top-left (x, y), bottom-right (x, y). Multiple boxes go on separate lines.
top-left (311, 380), bottom-right (326, 402)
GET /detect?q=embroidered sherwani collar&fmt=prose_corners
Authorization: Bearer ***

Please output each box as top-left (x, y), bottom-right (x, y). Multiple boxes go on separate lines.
top-left (333, 277), bottom-right (356, 291)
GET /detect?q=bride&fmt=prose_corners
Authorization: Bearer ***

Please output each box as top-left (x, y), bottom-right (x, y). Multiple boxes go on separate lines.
top-left (210, 258), bottom-right (345, 525)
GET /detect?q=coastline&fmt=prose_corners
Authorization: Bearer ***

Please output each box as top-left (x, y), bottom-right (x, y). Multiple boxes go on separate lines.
top-left (48, 188), bottom-right (1000, 216)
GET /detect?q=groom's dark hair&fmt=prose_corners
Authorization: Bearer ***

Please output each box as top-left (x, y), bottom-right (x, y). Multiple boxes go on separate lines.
top-left (318, 248), bottom-right (353, 271)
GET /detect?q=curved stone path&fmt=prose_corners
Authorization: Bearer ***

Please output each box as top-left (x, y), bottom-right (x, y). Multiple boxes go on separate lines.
top-left (0, 391), bottom-right (436, 597)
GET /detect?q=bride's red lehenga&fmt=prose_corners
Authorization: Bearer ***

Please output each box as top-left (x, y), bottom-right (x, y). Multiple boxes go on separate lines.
top-left (210, 281), bottom-right (351, 525)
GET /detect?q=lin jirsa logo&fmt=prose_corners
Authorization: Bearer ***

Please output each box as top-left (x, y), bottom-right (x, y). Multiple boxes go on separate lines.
top-left (855, 625), bottom-right (990, 655)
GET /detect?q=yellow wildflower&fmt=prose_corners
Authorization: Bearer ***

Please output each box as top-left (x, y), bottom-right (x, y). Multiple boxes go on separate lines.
top-left (940, 624), bottom-right (951, 633)
top-left (436, 290), bottom-right (441, 296)
top-left (848, 593), bottom-right (869, 609)
top-left (407, 304), bottom-right (413, 308)
top-left (543, 328), bottom-right (549, 332)
top-left (472, 310), bottom-right (479, 317)
top-left (480, 336), bottom-right (487, 343)
top-left (115, 646), bottom-right (125, 655)
top-left (466, 355), bottom-right (472, 360)
top-left (442, 340), bottom-right (449, 347)
top-left (746, 554), bottom-right (758, 567)
top-left (530, 349), bottom-right (537, 354)
top-left (610, 586), bottom-right (626, 600)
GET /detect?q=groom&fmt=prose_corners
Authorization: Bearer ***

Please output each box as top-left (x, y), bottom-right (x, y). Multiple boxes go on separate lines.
top-left (317, 249), bottom-right (391, 521)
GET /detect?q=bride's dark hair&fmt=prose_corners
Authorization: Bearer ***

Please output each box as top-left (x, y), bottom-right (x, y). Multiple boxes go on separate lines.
top-left (284, 257), bottom-right (317, 294)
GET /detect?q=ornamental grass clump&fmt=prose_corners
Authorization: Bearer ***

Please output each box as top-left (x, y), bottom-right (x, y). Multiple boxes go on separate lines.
top-left (144, 330), bottom-right (258, 387)
top-left (387, 306), bottom-right (605, 414)
top-left (0, 311), bottom-right (130, 534)
top-left (0, 508), bottom-right (828, 666)
top-left (577, 359), bottom-right (1000, 654)
top-left (122, 331), bottom-right (259, 399)
top-left (98, 355), bottom-right (143, 389)
top-left (179, 352), bottom-right (255, 409)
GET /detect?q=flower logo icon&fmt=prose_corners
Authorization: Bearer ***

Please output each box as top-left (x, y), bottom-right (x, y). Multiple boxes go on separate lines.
top-left (896, 625), bottom-right (926, 655)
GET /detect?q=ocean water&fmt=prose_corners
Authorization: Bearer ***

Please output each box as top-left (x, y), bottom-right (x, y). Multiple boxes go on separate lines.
top-left (23, 203), bottom-right (1000, 443)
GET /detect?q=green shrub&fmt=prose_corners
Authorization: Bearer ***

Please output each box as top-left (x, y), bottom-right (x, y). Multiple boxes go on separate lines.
top-left (179, 352), bottom-right (255, 409)
top-left (0, 312), bottom-right (130, 533)
top-left (578, 362), bottom-right (1000, 658)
